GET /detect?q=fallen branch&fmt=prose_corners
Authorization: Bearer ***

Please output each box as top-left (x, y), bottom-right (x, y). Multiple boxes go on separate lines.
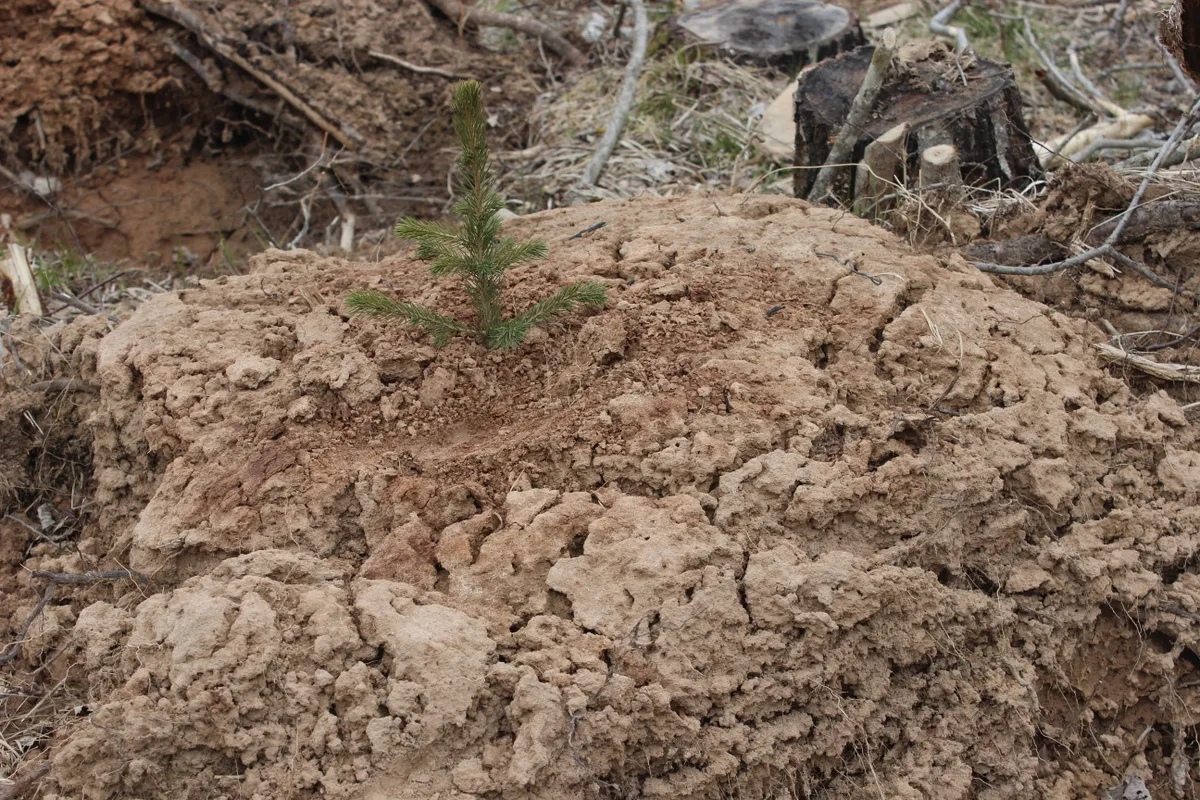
top-left (1115, 134), bottom-right (1200, 169)
top-left (966, 199), bottom-right (1200, 271)
top-left (0, 569), bottom-right (148, 665)
top-left (0, 763), bottom-right (51, 800)
top-left (580, 0), bottom-right (648, 187)
top-left (367, 50), bottom-right (475, 80)
top-left (30, 569), bottom-right (149, 585)
top-left (162, 38), bottom-right (305, 127)
top-left (424, 0), bottom-right (586, 66)
top-left (1009, 11), bottom-right (1095, 114)
top-left (54, 291), bottom-right (104, 316)
top-left (998, 12), bottom-right (1155, 169)
top-left (1088, 198), bottom-right (1200, 243)
top-left (12, 379), bottom-right (99, 394)
top-left (1066, 44), bottom-right (1125, 117)
top-left (972, 92), bottom-right (1200, 282)
top-left (930, 0), bottom-right (969, 54)
top-left (1094, 342), bottom-right (1200, 383)
top-left (140, 0), bottom-right (363, 148)
top-left (808, 29), bottom-right (897, 203)
top-left (1043, 113), bottom-right (1096, 165)
top-left (1069, 137), bottom-right (1160, 163)
top-left (962, 233), bottom-right (1063, 266)
top-left (1113, 322), bottom-right (1200, 352)
top-left (1039, 114), bottom-right (1155, 167)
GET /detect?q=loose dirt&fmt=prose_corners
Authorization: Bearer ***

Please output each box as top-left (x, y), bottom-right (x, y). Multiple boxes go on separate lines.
top-left (4, 193), bottom-right (1200, 798)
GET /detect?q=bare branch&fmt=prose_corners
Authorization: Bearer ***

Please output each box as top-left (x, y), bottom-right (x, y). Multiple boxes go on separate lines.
top-left (808, 29), bottom-right (897, 204)
top-left (973, 92), bottom-right (1200, 278)
top-left (140, 0), bottom-right (363, 148)
top-left (368, 50), bottom-right (475, 81)
top-left (930, 0), bottom-right (969, 53)
top-left (0, 569), bottom-right (148, 665)
top-left (424, 0), bottom-right (586, 65)
top-left (580, 0), bottom-right (648, 187)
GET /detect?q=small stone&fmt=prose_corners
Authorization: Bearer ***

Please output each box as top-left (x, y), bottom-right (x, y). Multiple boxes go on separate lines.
top-left (418, 367), bottom-right (457, 406)
top-left (524, 327), bottom-right (549, 345)
top-left (226, 355), bottom-right (280, 389)
top-left (287, 396), bottom-right (316, 422)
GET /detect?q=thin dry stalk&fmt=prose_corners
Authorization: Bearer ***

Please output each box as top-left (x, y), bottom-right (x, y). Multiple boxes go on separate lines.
top-left (367, 50), bottom-right (474, 80)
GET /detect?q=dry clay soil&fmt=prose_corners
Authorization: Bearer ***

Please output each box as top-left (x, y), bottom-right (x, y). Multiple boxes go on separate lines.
top-left (5, 194), bottom-right (1200, 799)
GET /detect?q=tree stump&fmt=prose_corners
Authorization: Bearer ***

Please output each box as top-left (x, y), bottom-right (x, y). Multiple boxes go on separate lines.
top-left (793, 42), bottom-right (1041, 202)
top-left (674, 0), bottom-right (865, 70)
top-left (852, 122), bottom-right (907, 216)
top-left (918, 144), bottom-right (961, 188)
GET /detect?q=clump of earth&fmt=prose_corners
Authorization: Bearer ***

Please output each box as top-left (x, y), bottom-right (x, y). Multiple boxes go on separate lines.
top-left (3, 193), bottom-right (1199, 798)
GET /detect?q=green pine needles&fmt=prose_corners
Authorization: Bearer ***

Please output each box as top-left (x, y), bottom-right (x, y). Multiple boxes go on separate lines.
top-left (346, 81), bottom-right (608, 350)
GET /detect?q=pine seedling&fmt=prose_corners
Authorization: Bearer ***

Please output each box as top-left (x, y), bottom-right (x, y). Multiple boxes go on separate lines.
top-left (346, 81), bottom-right (608, 349)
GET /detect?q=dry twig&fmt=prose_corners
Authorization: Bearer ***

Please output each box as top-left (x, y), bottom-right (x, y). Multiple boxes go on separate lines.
top-left (424, 0), bottom-right (586, 65)
top-left (1094, 343), bottom-right (1200, 383)
top-left (580, 0), bottom-right (648, 187)
top-left (930, 0), bottom-right (969, 53)
top-left (0, 570), bottom-right (149, 666)
top-left (808, 29), bottom-right (897, 204)
top-left (367, 50), bottom-right (474, 80)
top-left (972, 92), bottom-right (1200, 284)
top-left (140, 0), bottom-right (363, 148)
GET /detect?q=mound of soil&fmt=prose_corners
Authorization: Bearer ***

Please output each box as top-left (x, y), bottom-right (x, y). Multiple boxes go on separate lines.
top-left (4, 194), bottom-right (1200, 798)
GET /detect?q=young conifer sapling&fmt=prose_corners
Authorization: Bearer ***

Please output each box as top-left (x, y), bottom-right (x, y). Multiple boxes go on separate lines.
top-left (346, 81), bottom-right (608, 349)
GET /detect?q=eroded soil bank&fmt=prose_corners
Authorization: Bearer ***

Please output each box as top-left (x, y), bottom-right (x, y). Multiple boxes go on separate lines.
top-left (3, 194), bottom-right (1199, 798)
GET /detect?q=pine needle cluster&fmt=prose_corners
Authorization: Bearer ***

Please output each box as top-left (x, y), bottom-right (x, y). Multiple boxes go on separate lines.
top-left (346, 81), bottom-right (608, 349)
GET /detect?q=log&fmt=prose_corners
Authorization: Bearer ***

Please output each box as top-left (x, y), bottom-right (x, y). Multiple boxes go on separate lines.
top-left (852, 122), bottom-right (908, 216)
top-left (793, 42), bottom-right (1041, 203)
top-left (675, 0), bottom-right (865, 70)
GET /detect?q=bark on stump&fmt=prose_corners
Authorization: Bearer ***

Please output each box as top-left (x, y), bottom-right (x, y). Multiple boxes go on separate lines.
top-left (793, 43), bottom-right (1041, 202)
top-left (674, 0), bottom-right (865, 70)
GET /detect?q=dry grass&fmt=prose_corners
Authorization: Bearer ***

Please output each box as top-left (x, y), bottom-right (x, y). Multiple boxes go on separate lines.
top-left (498, 53), bottom-right (792, 208)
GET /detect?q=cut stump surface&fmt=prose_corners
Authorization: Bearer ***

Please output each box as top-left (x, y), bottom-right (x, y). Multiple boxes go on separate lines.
top-left (675, 0), bottom-right (865, 68)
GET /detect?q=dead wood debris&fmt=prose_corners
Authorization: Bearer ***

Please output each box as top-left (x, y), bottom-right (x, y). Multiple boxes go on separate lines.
top-left (970, 92), bottom-right (1200, 294)
top-left (579, 0), bottom-right (648, 189)
top-left (806, 29), bottom-right (897, 204)
top-left (424, 0), bottom-right (586, 66)
top-left (929, 0), bottom-right (969, 54)
top-left (139, 0), bottom-right (364, 149)
top-left (0, 570), bottom-right (149, 666)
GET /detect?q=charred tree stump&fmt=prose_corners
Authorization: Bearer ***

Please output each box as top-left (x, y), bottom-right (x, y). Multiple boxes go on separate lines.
top-left (674, 0), bottom-right (865, 70)
top-left (793, 42), bottom-right (1041, 203)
